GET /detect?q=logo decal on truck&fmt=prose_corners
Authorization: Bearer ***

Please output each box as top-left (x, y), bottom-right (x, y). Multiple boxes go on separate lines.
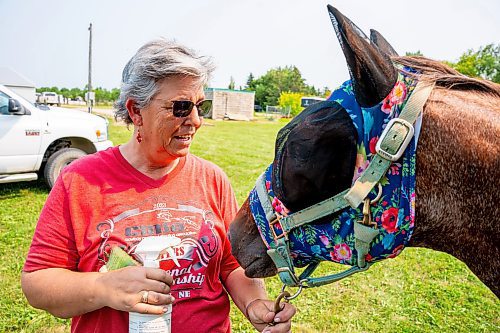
top-left (25, 130), bottom-right (40, 136)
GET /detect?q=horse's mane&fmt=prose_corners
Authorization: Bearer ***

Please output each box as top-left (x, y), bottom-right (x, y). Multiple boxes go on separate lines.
top-left (394, 56), bottom-right (500, 97)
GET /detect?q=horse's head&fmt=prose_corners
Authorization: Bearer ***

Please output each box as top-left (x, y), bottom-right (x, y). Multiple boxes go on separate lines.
top-left (229, 100), bottom-right (359, 277)
top-left (229, 5), bottom-right (402, 278)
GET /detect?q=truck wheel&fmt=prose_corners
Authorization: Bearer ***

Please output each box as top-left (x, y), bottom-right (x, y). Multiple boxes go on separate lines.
top-left (44, 148), bottom-right (87, 188)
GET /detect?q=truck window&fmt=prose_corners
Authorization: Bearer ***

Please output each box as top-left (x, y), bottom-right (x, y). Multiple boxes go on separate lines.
top-left (0, 92), bottom-right (9, 115)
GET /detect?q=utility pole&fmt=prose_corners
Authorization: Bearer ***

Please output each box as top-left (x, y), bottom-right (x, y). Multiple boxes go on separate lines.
top-left (87, 23), bottom-right (93, 113)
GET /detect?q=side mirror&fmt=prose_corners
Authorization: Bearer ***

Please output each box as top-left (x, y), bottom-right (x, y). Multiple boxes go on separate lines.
top-left (8, 98), bottom-right (30, 115)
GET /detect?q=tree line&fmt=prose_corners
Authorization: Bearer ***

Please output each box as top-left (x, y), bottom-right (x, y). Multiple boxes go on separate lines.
top-left (38, 43), bottom-right (498, 112)
top-left (444, 44), bottom-right (499, 83)
top-left (245, 43), bottom-right (498, 116)
top-left (36, 86), bottom-right (120, 105)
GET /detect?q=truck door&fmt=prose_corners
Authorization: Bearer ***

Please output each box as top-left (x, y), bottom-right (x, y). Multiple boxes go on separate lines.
top-left (0, 91), bottom-right (42, 173)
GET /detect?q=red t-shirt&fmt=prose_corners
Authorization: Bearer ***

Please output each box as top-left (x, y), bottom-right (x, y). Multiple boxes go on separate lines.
top-left (24, 146), bottom-right (241, 333)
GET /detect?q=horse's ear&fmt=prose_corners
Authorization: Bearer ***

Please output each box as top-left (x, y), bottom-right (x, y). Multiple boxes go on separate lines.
top-left (370, 29), bottom-right (399, 57)
top-left (327, 5), bottom-right (397, 107)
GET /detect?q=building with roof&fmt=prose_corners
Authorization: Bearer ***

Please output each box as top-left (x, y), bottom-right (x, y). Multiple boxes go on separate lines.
top-left (204, 88), bottom-right (254, 121)
top-left (0, 67), bottom-right (36, 103)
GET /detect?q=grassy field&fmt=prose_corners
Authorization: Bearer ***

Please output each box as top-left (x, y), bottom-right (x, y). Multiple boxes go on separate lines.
top-left (0, 116), bottom-right (498, 332)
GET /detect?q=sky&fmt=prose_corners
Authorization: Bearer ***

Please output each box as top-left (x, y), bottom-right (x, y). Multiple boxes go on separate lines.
top-left (1, 0), bottom-right (498, 91)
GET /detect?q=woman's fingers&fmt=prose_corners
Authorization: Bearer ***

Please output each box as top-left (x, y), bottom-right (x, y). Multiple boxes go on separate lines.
top-left (264, 302), bottom-right (295, 333)
top-left (145, 268), bottom-right (173, 286)
top-left (246, 300), bottom-right (296, 333)
top-left (274, 302), bottom-right (296, 323)
top-left (132, 290), bottom-right (175, 314)
top-left (95, 266), bottom-right (174, 313)
top-left (133, 301), bottom-right (172, 315)
top-left (120, 267), bottom-right (173, 295)
top-left (142, 279), bottom-right (172, 294)
top-left (140, 290), bottom-right (175, 306)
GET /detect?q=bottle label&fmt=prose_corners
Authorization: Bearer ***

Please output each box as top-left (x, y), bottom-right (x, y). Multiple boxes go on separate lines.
top-left (129, 305), bottom-right (172, 333)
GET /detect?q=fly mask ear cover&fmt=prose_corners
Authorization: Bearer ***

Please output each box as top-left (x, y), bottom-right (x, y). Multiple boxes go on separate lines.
top-left (271, 100), bottom-right (358, 213)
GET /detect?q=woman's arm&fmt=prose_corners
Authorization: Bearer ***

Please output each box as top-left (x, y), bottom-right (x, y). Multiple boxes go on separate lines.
top-left (225, 267), bottom-right (295, 333)
top-left (21, 266), bottom-right (174, 319)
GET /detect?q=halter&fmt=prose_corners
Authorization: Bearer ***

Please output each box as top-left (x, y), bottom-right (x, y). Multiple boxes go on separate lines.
top-left (249, 67), bottom-right (434, 290)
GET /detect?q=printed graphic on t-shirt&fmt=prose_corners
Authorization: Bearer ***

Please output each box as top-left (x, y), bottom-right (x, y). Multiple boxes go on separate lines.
top-left (96, 196), bottom-right (220, 297)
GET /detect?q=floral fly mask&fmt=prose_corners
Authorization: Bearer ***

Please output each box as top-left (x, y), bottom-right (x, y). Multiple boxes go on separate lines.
top-left (249, 65), bottom-right (421, 273)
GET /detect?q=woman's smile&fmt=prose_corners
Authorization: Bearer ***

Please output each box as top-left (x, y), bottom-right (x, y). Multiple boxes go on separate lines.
top-left (172, 134), bottom-right (193, 144)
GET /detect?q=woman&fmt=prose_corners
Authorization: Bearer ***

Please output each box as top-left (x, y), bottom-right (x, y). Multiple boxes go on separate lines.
top-left (21, 39), bottom-right (295, 333)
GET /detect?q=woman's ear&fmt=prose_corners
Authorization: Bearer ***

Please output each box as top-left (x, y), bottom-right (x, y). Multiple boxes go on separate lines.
top-left (126, 98), bottom-right (142, 126)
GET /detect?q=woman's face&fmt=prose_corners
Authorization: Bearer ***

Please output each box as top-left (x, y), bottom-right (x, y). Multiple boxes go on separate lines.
top-left (139, 76), bottom-right (205, 164)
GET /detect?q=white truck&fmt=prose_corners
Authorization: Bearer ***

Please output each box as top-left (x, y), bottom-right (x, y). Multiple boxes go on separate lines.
top-left (0, 84), bottom-right (113, 188)
top-left (39, 91), bottom-right (61, 106)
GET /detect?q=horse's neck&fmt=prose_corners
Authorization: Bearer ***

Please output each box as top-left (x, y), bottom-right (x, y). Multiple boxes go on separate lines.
top-left (411, 87), bottom-right (500, 296)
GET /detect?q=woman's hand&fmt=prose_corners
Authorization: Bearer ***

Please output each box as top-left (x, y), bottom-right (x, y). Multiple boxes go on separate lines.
top-left (245, 299), bottom-right (296, 333)
top-left (22, 267), bottom-right (173, 318)
top-left (96, 266), bottom-right (174, 315)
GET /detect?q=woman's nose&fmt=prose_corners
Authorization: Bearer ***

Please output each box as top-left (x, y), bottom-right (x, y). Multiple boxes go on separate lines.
top-left (184, 106), bottom-right (203, 127)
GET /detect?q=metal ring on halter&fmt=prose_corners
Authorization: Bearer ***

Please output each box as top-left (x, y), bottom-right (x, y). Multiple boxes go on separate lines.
top-left (281, 284), bottom-right (304, 301)
top-left (371, 183), bottom-right (383, 204)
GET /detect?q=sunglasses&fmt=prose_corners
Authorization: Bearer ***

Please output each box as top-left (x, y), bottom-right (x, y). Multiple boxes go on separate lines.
top-left (163, 100), bottom-right (213, 118)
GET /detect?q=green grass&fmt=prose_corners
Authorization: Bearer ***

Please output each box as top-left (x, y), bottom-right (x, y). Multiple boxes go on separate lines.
top-left (0, 117), bottom-right (498, 332)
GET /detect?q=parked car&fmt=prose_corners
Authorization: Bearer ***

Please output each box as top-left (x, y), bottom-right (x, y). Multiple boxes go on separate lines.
top-left (300, 96), bottom-right (326, 108)
top-left (0, 84), bottom-right (113, 188)
top-left (38, 91), bottom-right (61, 106)
top-left (254, 104), bottom-right (263, 112)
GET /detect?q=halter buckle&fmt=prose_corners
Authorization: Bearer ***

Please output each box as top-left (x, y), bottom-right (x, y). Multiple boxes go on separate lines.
top-left (269, 215), bottom-right (288, 240)
top-left (375, 117), bottom-right (415, 161)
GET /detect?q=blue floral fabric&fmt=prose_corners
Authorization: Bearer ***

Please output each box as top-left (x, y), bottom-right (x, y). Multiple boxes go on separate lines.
top-left (250, 66), bottom-right (420, 267)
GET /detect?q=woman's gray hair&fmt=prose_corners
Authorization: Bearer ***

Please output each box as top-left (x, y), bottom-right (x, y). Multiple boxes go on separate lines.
top-left (114, 38), bottom-right (215, 124)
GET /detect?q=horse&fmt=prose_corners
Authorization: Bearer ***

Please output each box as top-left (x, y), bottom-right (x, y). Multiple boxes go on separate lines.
top-left (229, 5), bottom-right (500, 298)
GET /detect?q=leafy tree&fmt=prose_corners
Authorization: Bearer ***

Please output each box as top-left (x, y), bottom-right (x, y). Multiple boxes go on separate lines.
top-left (110, 88), bottom-right (120, 102)
top-left (246, 72), bottom-right (255, 90)
top-left (94, 87), bottom-right (109, 103)
top-left (59, 87), bottom-right (70, 98)
top-left (36, 86), bottom-right (121, 104)
top-left (278, 92), bottom-right (303, 117)
top-left (228, 76), bottom-right (235, 90)
top-left (36, 87), bottom-right (56, 93)
top-left (321, 86), bottom-right (332, 98)
top-left (449, 43), bottom-right (499, 83)
top-left (306, 85), bottom-right (320, 96)
top-left (252, 65), bottom-right (310, 108)
top-left (69, 87), bottom-right (84, 100)
top-left (405, 51), bottom-right (424, 56)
